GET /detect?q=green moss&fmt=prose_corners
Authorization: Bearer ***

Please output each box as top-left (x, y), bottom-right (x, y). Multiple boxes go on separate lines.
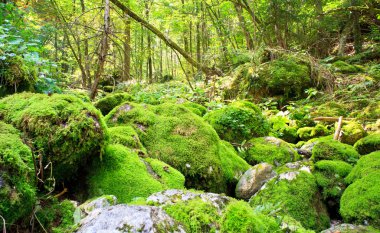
top-left (243, 137), bottom-right (300, 166)
top-left (204, 101), bottom-right (270, 144)
top-left (249, 171), bottom-right (330, 231)
top-left (87, 144), bottom-right (165, 203)
top-left (354, 133), bottom-right (380, 155)
top-left (341, 122), bottom-right (367, 145)
top-left (144, 158), bottom-right (185, 189)
top-left (297, 124), bottom-right (330, 141)
top-left (108, 126), bottom-right (147, 154)
top-left (35, 199), bottom-right (76, 233)
top-left (94, 93), bottom-right (133, 116)
top-left (279, 215), bottom-right (315, 233)
top-left (220, 201), bottom-right (280, 233)
top-left (351, 101), bottom-right (380, 120)
top-left (0, 122), bottom-right (36, 226)
top-left (332, 61), bottom-right (362, 74)
top-left (0, 93), bottom-right (108, 183)
top-left (182, 102), bottom-right (207, 116)
top-left (311, 139), bottom-right (360, 164)
top-left (106, 102), bottom-right (245, 193)
top-left (340, 172), bottom-right (380, 228)
top-left (63, 89), bottom-right (91, 103)
top-left (345, 151), bottom-right (380, 184)
top-left (368, 64), bottom-right (380, 81)
top-left (164, 198), bottom-right (220, 233)
top-left (311, 102), bottom-right (348, 117)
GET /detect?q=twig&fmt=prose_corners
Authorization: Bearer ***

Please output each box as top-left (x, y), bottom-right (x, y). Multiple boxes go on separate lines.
top-left (54, 188), bottom-right (68, 198)
top-left (0, 215), bottom-right (6, 233)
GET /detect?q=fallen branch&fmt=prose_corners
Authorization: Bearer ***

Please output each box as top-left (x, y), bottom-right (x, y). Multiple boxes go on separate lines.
top-left (54, 188), bottom-right (68, 198)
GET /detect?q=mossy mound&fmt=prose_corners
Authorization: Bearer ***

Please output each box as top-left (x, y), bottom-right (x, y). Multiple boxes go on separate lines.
top-left (331, 61), bottom-right (362, 74)
top-left (182, 102), bottom-right (207, 116)
top-left (204, 101), bottom-right (270, 144)
top-left (144, 158), bottom-right (185, 189)
top-left (220, 201), bottom-right (280, 233)
top-left (311, 102), bottom-right (348, 117)
top-left (108, 126), bottom-right (146, 154)
top-left (341, 122), bottom-right (367, 145)
top-left (354, 133), bottom-right (380, 155)
top-left (314, 160), bottom-right (353, 216)
top-left (106, 102), bottom-right (248, 193)
top-left (249, 171), bottom-right (330, 231)
top-left (311, 138), bottom-right (360, 164)
top-left (94, 93), bottom-right (133, 116)
top-left (0, 93), bottom-right (108, 182)
top-left (0, 122), bottom-right (36, 226)
top-left (35, 198), bottom-right (76, 233)
top-left (242, 137), bottom-right (300, 166)
top-left (345, 151), bottom-right (380, 184)
top-left (87, 144), bottom-right (184, 203)
top-left (297, 124), bottom-right (331, 141)
top-left (340, 172), bottom-right (380, 228)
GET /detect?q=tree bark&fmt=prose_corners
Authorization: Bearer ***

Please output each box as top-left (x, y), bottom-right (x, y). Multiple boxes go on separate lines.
top-left (122, 2), bottom-right (131, 81)
top-left (233, 2), bottom-right (254, 50)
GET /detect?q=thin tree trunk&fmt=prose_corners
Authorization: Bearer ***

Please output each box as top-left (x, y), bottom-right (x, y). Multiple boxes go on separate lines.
top-left (234, 2), bottom-right (254, 50)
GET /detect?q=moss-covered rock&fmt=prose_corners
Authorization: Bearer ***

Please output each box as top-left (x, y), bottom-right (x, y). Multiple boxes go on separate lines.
top-left (331, 61), bottom-right (362, 74)
top-left (182, 101), bottom-right (207, 116)
top-left (249, 171), bottom-right (330, 231)
top-left (345, 151), bottom-right (380, 184)
top-left (297, 124), bottom-right (330, 141)
top-left (94, 93), bottom-right (133, 116)
top-left (321, 224), bottom-right (380, 233)
top-left (0, 93), bottom-right (108, 183)
top-left (87, 144), bottom-right (184, 203)
top-left (242, 137), bottom-right (300, 166)
top-left (144, 158), bottom-right (185, 189)
top-left (0, 122), bottom-right (36, 226)
top-left (108, 126), bottom-right (146, 154)
top-left (204, 101), bottom-right (270, 144)
top-left (106, 102), bottom-right (248, 193)
top-left (311, 102), bottom-right (348, 117)
top-left (354, 133), bottom-right (380, 155)
top-left (311, 138), bottom-right (360, 164)
top-left (340, 172), bottom-right (380, 228)
top-left (341, 122), bottom-right (367, 145)
top-left (220, 201), bottom-right (280, 233)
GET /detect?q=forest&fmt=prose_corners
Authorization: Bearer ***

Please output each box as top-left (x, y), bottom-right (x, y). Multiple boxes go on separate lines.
top-left (0, 0), bottom-right (380, 232)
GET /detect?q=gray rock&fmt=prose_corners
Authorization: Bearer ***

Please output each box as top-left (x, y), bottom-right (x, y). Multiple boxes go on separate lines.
top-left (300, 140), bottom-right (319, 155)
top-left (321, 223), bottom-right (372, 233)
top-left (80, 195), bottom-right (117, 215)
top-left (75, 205), bottom-right (185, 233)
top-left (235, 163), bottom-right (276, 200)
top-left (147, 189), bottom-right (230, 212)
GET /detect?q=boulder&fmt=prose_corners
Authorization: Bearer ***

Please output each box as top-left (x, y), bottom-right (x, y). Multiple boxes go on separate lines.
top-left (321, 224), bottom-right (378, 233)
top-left (345, 151), bottom-right (380, 184)
top-left (341, 122), bottom-right (367, 145)
top-left (94, 93), bottom-right (133, 116)
top-left (235, 163), bottom-right (276, 200)
top-left (354, 133), bottom-right (380, 155)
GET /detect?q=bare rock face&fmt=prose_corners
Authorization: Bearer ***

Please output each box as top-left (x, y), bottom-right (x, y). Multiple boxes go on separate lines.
top-left (75, 204), bottom-right (185, 233)
top-left (235, 163), bottom-right (276, 200)
top-left (320, 223), bottom-right (373, 233)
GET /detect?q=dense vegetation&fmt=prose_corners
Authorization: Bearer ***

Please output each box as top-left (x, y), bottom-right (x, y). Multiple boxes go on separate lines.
top-left (0, 0), bottom-right (380, 232)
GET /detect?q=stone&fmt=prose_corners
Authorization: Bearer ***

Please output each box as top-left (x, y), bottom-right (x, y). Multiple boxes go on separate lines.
top-left (235, 163), bottom-right (276, 200)
top-left (321, 223), bottom-right (374, 233)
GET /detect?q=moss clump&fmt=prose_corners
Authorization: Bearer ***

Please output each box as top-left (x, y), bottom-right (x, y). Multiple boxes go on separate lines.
top-left (94, 93), bottom-right (133, 116)
top-left (108, 126), bottom-right (146, 154)
top-left (164, 198), bottom-right (220, 233)
top-left (340, 172), bottom-right (380, 228)
top-left (182, 102), bottom-right (207, 116)
top-left (88, 144), bottom-right (183, 203)
top-left (0, 122), bottom-right (36, 226)
top-left (204, 101), bottom-right (270, 144)
top-left (249, 171), bottom-right (330, 231)
top-left (0, 93), bottom-right (108, 183)
top-left (354, 133), bottom-right (380, 155)
top-left (106, 102), bottom-right (248, 193)
top-left (242, 137), bottom-right (300, 166)
top-left (311, 138), bottom-right (360, 164)
top-left (345, 151), bottom-right (380, 184)
top-left (332, 61), bottom-right (362, 74)
top-left (351, 101), bottom-right (380, 120)
top-left (220, 201), bottom-right (280, 233)
top-left (144, 158), bottom-right (185, 189)
top-left (341, 122), bottom-right (367, 145)
top-left (35, 199), bottom-right (76, 233)
top-left (311, 102), bottom-right (348, 117)
top-left (297, 124), bottom-right (331, 141)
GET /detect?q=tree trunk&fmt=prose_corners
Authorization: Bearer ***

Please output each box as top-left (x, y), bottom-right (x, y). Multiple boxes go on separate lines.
top-left (90, 0), bottom-right (111, 100)
top-left (123, 8), bottom-right (131, 81)
top-left (233, 2), bottom-right (254, 50)
top-left (109, 0), bottom-right (222, 76)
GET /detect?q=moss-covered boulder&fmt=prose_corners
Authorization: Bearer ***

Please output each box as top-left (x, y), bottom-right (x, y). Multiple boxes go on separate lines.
top-left (242, 137), bottom-right (300, 166)
top-left (341, 122), bottom-right (367, 145)
top-left (297, 124), bottom-right (331, 141)
top-left (340, 172), bottom-right (380, 228)
top-left (345, 151), bottom-right (380, 184)
top-left (108, 126), bottom-right (146, 154)
top-left (314, 160), bottom-right (353, 216)
top-left (331, 61), bottom-right (362, 74)
top-left (204, 101), bottom-right (270, 144)
top-left (310, 138), bottom-right (360, 164)
top-left (249, 171), bottom-right (330, 231)
top-left (0, 122), bottom-right (36, 226)
top-left (105, 102), bottom-right (249, 193)
top-left (354, 133), bottom-right (380, 155)
top-left (0, 93), bottom-right (108, 182)
top-left (181, 101), bottom-right (207, 116)
top-left (94, 93), bottom-right (133, 116)
top-left (87, 144), bottom-right (185, 203)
